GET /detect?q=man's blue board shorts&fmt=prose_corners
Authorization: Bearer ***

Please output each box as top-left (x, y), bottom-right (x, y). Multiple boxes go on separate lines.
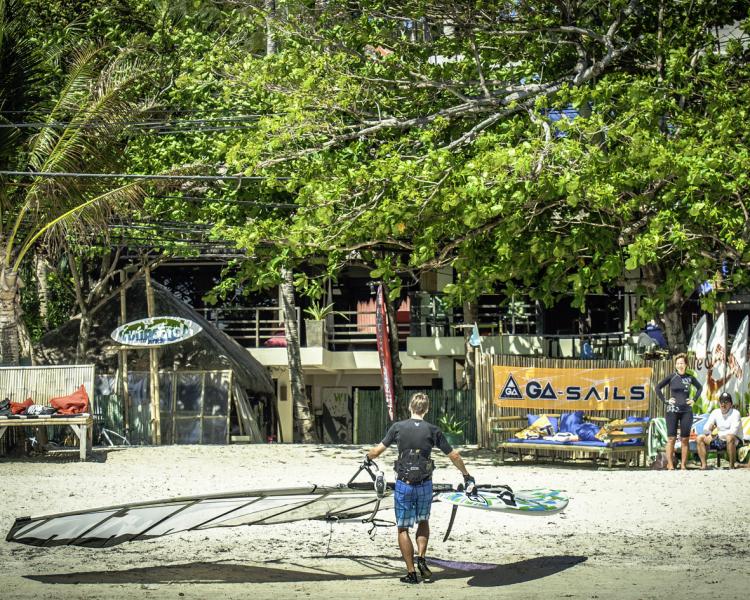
top-left (394, 479), bottom-right (433, 528)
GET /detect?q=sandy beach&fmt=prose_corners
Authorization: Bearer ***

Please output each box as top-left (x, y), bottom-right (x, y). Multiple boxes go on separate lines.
top-left (1, 444), bottom-right (748, 600)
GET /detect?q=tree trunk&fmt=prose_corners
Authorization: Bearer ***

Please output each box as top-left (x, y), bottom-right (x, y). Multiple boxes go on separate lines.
top-left (265, 0), bottom-right (277, 56)
top-left (17, 316), bottom-right (33, 365)
top-left (35, 251), bottom-right (50, 330)
top-left (461, 301), bottom-right (477, 390)
top-left (641, 264), bottom-right (686, 353)
top-left (76, 311), bottom-right (92, 363)
top-left (662, 300), bottom-right (687, 353)
top-left (0, 268), bottom-right (22, 366)
top-left (382, 283), bottom-right (406, 419)
top-left (280, 267), bottom-right (317, 442)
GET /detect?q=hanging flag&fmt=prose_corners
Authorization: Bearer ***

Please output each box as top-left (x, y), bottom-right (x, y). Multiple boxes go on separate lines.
top-left (375, 285), bottom-right (396, 421)
top-left (727, 316), bottom-right (748, 408)
top-left (740, 348), bottom-right (750, 416)
top-left (687, 315), bottom-right (709, 412)
top-left (699, 312), bottom-right (726, 413)
top-left (469, 323), bottom-right (483, 348)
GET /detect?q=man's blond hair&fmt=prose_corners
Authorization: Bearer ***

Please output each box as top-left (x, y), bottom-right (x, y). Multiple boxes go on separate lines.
top-left (409, 392), bottom-right (430, 416)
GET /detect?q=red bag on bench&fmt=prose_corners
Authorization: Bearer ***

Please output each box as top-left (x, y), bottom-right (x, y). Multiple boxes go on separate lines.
top-left (50, 385), bottom-right (90, 415)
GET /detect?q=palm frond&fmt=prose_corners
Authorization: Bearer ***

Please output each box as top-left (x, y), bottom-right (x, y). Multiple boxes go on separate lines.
top-left (13, 182), bottom-right (146, 271)
top-left (6, 45), bottom-right (155, 266)
top-left (26, 43), bottom-right (102, 170)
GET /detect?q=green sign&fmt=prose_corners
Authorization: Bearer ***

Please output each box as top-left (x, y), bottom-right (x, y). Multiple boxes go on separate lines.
top-left (111, 316), bottom-right (201, 347)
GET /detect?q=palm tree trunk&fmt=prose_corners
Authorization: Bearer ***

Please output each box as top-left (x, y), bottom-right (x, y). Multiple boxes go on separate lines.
top-left (0, 268), bottom-right (22, 365)
top-left (35, 251), bottom-right (50, 330)
top-left (280, 267), bottom-right (317, 442)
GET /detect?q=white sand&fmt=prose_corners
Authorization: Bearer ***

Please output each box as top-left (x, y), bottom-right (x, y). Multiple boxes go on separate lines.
top-left (1, 444), bottom-right (749, 600)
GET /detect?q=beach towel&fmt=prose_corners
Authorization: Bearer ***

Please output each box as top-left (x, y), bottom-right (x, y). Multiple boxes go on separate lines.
top-left (542, 432), bottom-right (580, 443)
top-left (26, 404), bottom-right (56, 416)
top-left (648, 417), bottom-right (668, 461)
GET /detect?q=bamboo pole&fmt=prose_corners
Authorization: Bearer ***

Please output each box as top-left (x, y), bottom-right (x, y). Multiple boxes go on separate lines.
top-left (144, 266), bottom-right (161, 445)
top-left (119, 270), bottom-right (130, 439)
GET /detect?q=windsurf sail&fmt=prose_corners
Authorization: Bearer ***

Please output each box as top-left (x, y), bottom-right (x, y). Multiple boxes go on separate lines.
top-left (6, 461), bottom-right (564, 548)
top-left (6, 483), bottom-right (398, 548)
top-left (5, 461), bottom-right (446, 548)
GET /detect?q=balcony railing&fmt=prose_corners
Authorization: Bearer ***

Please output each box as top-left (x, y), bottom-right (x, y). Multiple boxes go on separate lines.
top-left (196, 307), bottom-right (299, 348)
top-left (196, 304), bottom-right (637, 359)
top-left (196, 307), bottom-right (411, 349)
top-left (326, 310), bottom-right (410, 348)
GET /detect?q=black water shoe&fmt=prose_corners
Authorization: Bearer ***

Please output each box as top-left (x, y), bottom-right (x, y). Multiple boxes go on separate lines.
top-left (400, 572), bottom-right (419, 584)
top-left (416, 557), bottom-right (432, 581)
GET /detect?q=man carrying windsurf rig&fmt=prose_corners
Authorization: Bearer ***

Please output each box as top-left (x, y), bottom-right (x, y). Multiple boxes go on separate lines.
top-left (365, 392), bottom-right (474, 584)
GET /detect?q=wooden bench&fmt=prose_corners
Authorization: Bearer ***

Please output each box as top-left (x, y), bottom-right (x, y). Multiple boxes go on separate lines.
top-left (491, 414), bottom-right (650, 468)
top-left (0, 364), bottom-right (96, 461)
top-left (0, 414), bottom-right (94, 460)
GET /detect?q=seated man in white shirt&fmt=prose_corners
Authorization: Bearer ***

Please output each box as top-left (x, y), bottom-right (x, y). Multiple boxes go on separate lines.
top-left (697, 392), bottom-right (744, 469)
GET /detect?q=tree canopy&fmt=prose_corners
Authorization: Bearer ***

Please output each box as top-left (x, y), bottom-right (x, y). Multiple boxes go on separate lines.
top-left (3, 0), bottom-right (750, 354)
top-left (215, 0), bottom-right (750, 348)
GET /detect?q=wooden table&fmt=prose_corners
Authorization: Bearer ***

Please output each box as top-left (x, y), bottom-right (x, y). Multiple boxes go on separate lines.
top-left (0, 414), bottom-right (93, 461)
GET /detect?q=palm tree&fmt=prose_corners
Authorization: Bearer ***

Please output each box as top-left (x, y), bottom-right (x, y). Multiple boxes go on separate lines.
top-left (1, 5), bottom-right (153, 364)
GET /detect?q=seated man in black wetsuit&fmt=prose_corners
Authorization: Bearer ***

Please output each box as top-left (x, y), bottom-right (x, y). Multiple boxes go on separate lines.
top-left (365, 393), bottom-right (473, 584)
top-left (656, 352), bottom-right (703, 470)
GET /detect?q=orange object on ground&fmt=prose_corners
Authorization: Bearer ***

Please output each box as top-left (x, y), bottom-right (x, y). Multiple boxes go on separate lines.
top-left (50, 385), bottom-right (90, 414)
top-left (10, 398), bottom-right (33, 414)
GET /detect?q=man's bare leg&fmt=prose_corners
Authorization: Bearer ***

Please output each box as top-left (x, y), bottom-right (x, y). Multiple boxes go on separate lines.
top-left (697, 435), bottom-right (709, 469)
top-left (415, 520), bottom-right (429, 557)
top-left (415, 521), bottom-right (432, 580)
top-left (398, 528), bottom-right (415, 572)
top-left (727, 436), bottom-right (738, 468)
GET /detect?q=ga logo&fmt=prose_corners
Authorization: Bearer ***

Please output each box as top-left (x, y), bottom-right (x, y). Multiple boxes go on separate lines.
top-left (499, 375), bottom-right (523, 400)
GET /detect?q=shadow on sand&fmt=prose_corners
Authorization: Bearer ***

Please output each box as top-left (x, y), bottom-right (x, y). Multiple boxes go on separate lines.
top-left (27, 554), bottom-right (587, 587)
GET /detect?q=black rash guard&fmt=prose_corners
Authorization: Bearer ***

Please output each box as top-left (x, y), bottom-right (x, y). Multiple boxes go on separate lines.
top-left (656, 372), bottom-right (703, 411)
top-left (381, 418), bottom-right (453, 458)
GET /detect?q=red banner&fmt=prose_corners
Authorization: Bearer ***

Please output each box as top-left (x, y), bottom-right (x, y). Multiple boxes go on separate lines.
top-left (375, 285), bottom-right (396, 420)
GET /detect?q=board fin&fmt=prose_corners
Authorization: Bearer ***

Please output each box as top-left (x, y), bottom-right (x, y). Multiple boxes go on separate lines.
top-left (442, 483), bottom-right (463, 541)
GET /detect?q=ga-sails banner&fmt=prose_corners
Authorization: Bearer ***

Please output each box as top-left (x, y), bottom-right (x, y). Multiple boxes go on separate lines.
top-left (493, 366), bottom-right (652, 411)
top-left (375, 285), bottom-right (396, 420)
